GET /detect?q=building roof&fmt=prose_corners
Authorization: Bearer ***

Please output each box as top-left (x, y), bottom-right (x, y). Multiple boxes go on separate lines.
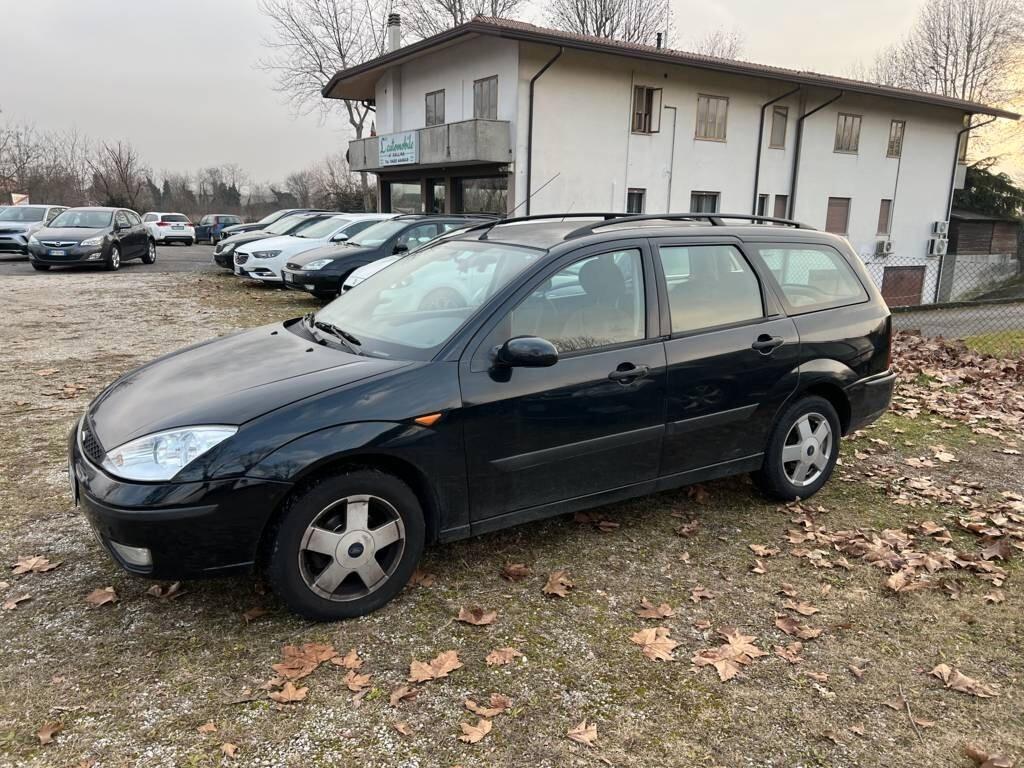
top-left (323, 16), bottom-right (1019, 120)
top-left (951, 208), bottom-right (1020, 223)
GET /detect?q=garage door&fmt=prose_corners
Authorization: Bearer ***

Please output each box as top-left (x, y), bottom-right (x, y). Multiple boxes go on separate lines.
top-left (881, 266), bottom-right (926, 307)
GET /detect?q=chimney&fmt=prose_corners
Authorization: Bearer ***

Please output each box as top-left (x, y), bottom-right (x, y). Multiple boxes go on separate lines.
top-left (387, 13), bottom-right (402, 52)
top-left (656, 32), bottom-right (663, 49)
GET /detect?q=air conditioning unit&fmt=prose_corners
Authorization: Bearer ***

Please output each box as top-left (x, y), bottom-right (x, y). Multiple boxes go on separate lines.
top-left (933, 220), bottom-right (949, 235)
top-left (875, 239), bottom-right (895, 256)
top-left (928, 237), bottom-right (948, 256)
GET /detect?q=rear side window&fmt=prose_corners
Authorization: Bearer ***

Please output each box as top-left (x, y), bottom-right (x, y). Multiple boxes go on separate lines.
top-left (658, 245), bottom-right (763, 334)
top-left (755, 244), bottom-right (867, 313)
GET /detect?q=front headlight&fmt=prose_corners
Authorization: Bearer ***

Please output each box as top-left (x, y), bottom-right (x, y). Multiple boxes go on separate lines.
top-left (101, 425), bottom-right (237, 481)
top-left (303, 258), bottom-right (334, 270)
top-left (28, 235), bottom-right (39, 245)
top-left (252, 250), bottom-right (281, 259)
top-left (80, 236), bottom-right (104, 247)
top-left (221, 242), bottom-right (236, 254)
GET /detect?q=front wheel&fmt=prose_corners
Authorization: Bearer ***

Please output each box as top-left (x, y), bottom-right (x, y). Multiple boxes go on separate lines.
top-left (141, 240), bottom-right (156, 264)
top-left (753, 395), bottom-right (841, 501)
top-left (266, 469), bottom-right (425, 620)
top-left (105, 245), bottom-right (121, 271)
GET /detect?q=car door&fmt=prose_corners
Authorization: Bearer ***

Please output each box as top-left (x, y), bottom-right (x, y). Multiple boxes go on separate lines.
top-left (113, 211), bottom-right (134, 255)
top-left (653, 238), bottom-right (800, 479)
top-left (126, 211), bottom-right (146, 255)
top-left (459, 241), bottom-right (667, 526)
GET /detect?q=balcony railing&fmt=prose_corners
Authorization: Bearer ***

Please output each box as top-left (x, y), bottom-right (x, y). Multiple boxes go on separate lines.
top-left (348, 119), bottom-right (512, 172)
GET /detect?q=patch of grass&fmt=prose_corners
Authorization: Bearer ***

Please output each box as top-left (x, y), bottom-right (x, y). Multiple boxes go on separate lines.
top-left (964, 330), bottom-right (1024, 358)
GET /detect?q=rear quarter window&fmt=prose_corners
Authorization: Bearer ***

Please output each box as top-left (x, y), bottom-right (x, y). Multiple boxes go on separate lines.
top-left (753, 244), bottom-right (868, 314)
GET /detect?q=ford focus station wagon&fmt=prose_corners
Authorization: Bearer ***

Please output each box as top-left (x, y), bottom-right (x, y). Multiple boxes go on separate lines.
top-left (69, 214), bottom-right (895, 620)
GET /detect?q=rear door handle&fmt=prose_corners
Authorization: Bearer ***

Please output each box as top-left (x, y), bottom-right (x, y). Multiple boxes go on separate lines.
top-left (608, 363), bottom-right (649, 383)
top-left (751, 334), bottom-right (784, 354)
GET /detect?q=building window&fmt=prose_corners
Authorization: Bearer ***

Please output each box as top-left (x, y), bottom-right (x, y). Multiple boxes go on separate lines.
top-left (757, 194), bottom-right (769, 216)
top-left (887, 120), bottom-right (905, 158)
top-left (825, 197), bottom-right (851, 234)
top-left (632, 85), bottom-right (662, 133)
top-left (877, 198), bottom-right (892, 235)
top-left (626, 188), bottom-right (646, 214)
top-left (769, 106), bottom-right (788, 148)
top-left (834, 113), bottom-right (862, 153)
top-left (456, 175), bottom-right (507, 214)
top-left (696, 94), bottom-right (728, 140)
top-left (425, 89), bottom-right (445, 127)
top-left (386, 181), bottom-right (423, 214)
top-left (473, 76), bottom-right (498, 120)
top-left (690, 191), bottom-right (720, 213)
top-left (773, 194), bottom-right (788, 219)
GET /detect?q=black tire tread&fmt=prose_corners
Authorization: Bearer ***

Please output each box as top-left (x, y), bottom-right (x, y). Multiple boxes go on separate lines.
top-left (753, 395), bottom-right (841, 502)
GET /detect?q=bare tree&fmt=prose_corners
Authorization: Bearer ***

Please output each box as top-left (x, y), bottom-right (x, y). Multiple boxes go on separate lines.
top-left (691, 28), bottom-right (744, 59)
top-left (547, 0), bottom-right (666, 45)
top-left (399, 0), bottom-right (525, 39)
top-left (259, 0), bottom-right (387, 208)
top-left (88, 141), bottom-right (148, 209)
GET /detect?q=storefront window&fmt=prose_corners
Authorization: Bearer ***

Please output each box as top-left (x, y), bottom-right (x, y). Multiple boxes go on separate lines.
top-left (428, 179), bottom-right (446, 213)
top-left (457, 176), bottom-right (507, 215)
top-left (388, 182), bottom-right (422, 214)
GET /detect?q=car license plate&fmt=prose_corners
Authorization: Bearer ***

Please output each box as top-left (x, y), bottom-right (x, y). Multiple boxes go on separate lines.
top-left (172, 224), bottom-right (183, 230)
top-left (49, 249), bottom-right (66, 256)
top-left (284, 272), bottom-right (295, 283)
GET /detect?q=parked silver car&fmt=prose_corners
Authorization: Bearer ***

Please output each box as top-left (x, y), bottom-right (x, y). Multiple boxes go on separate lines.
top-left (0, 205), bottom-right (67, 255)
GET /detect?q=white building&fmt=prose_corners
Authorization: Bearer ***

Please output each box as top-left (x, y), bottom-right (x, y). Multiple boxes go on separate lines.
top-left (324, 16), bottom-right (1018, 305)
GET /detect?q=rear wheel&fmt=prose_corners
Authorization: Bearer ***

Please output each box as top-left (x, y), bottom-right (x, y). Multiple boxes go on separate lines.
top-left (31, 263), bottom-right (50, 271)
top-left (105, 245), bottom-right (121, 271)
top-left (141, 240), bottom-right (156, 264)
top-left (753, 395), bottom-right (841, 501)
top-left (267, 469), bottom-right (425, 620)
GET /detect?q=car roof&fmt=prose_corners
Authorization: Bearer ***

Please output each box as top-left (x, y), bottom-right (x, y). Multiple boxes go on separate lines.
top-left (64, 206), bottom-right (122, 212)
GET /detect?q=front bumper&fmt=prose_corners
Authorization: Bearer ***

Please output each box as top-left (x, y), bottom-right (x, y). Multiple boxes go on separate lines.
top-left (213, 247), bottom-right (237, 268)
top-left (69, 419), bottom-right (292, 579)
top-left (28, 243), bottom-right (106, 265)
top-left (0, 234), bottom-right (29, 254)
top-left (234, 258), bottom-right (282, 283)
top-left (845, 369), bottom-right (897, 434)
top-left (280, 267), bottom-right (339, 295)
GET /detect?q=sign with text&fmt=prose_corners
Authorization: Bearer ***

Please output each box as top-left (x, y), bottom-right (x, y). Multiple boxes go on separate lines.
top-left (379, 131), bottom-right (418, 166)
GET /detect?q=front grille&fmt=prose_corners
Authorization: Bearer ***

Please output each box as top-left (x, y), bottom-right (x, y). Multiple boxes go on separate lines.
top-left (41, 241), bottom-right (76, 247)
top-left (80, 420), bottom-right (105, 465)
top-left (235, 254), bottom-right (249, 265)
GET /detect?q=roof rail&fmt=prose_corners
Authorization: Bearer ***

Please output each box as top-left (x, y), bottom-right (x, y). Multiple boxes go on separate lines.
top-left (562, 212), bottom-right (815, 239)
top-left (457, 212), bottom-right (626, 240)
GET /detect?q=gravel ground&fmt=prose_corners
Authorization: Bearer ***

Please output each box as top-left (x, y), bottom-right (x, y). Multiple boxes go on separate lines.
top-left (0, 269), bottom-right (1021, 768)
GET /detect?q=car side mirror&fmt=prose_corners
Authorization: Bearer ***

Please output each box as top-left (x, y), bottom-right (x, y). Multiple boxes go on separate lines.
top-left (393, 243), bottom-right (409, 254)
top-left (494, 336), bottom-right (558, 368)
top-left (331, 233), bottom-right (349, 242)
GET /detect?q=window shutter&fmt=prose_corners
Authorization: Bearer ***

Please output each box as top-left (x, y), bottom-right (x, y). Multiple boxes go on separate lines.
top-left (877, 199), bottom-right (892, 235)
top-left (825, 198), bottom-right (850, 234)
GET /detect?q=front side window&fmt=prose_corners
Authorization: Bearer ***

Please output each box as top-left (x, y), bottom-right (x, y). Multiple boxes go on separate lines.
top-left (632, 85), bottom-right (662, 133)
top-left (887, 119), bottom-right (905, 158)
top-left (659, 245), bottom-right (762, 334)
top-left (126, 211), bottom-right (142, 226)
top-left (626, 188), bottom-right (646, 214)
top-left (696, 94), bottom-right (728, 140)
top-left (769, 106), bottom-right (788, 148)
top-left (834, 113), bottom-right (862, 153)
top-left (115, 211), bottom-right (130, 229)
top-left (756, 244), bottom-right (868, 313)
top-left (396, 223), bottom-right (441, 250)
top-left (825, 197), bottom-right (851, 234)
top-left (473, 76), bottom-right (498, 120)
top-left (425, 89), bottom-right (445, 126)
top-left (690, 191), bottom-right (719, 213)
top-left (505, 249), bottom-right (645, 354)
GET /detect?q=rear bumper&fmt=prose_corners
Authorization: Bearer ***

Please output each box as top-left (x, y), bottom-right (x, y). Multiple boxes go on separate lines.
top-left (845, 369), bottom-right (896, 434)
top-left (153, 229), bottom-right (194, 242)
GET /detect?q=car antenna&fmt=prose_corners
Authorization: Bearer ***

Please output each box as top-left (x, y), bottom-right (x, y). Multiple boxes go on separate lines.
top-left (506, 172), bottom-right (560, 217)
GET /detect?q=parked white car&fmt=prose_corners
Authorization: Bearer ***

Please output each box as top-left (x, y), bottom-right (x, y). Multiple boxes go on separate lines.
top-left (142, 212), bottom-right (195, 245)
top-left (233, 213), bottom-right (394, 283)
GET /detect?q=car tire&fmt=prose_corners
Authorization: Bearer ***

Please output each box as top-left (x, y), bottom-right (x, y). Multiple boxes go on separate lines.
top-left (753, 395), bottom-right (841, 502)
top-left (266, 468), bottom-right (425, 621)
top-left (31, 263), bottom-right (50, 271)
top-left (105, 245), bottom-right (121, 271)
top-left (188, 238), bottom-right (195, 246)
top-left (141, 240), bottom-right (156, 264)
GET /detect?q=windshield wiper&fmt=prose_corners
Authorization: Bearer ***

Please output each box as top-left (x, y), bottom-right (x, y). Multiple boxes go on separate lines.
top-left (314, 319), bottom-right (362, 354)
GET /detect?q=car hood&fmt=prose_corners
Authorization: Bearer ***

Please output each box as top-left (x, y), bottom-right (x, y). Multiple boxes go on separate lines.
top-left (34, 227), bottom-right (110, 242)
top-left (0, 221), bottom-right (39, 233)
top-left (237, 234), bottom-right (314, 254)
top-left (88, 321), bottom-right (408, 448)
top-left (290, 243), bottom-right (379, 267)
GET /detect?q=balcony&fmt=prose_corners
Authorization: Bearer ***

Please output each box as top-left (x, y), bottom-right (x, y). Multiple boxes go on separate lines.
top-left (348, 119), bottom-right (512, 173)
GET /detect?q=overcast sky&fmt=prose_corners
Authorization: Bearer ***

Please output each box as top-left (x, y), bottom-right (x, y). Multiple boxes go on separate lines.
top-left (3, 0), bottom-right (928, 184)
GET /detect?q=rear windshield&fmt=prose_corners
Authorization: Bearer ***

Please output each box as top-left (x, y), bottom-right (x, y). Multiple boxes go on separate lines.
top-left (754, 244), bottom-right (868, 313)
top-left (0, 206), bottom-right (46, 222)
top-left (49, 210), bottom-right (113, 228)
top-left (161, 214), bottom-right (190, 223)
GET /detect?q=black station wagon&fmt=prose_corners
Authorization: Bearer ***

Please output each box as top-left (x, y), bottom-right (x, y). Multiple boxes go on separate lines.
top-left (69, 214), bottom-right (895, 620)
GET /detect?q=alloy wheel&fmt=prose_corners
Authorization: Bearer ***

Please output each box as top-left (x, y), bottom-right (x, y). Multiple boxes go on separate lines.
top-left (781, 412), bottom-right (832, 487)
top-left (110, 247), bottom-right (120, 269)
top-left (297, 494), bottom-right (406, 601)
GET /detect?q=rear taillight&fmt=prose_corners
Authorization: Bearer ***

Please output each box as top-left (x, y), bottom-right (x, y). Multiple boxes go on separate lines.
top-left (156, 221), bottom-right (170, 226)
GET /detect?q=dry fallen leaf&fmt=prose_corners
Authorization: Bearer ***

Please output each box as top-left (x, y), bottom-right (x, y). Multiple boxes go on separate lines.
top-left (775, 615), bottom-right (823, 640)
top-left (690, 585), bottom-right (714, 603)
top-left (458, 718), bottom-right (493, 744)
top-left (930, 664), bottom-right (999, 698)
top-left (242, 606), bottom-right (267, 623)
top-left (408, 568), bottom-right (435, 587)
top-left (567, 719), bottom-right (598, 747)
top-left (330, 648), bottom-right (363, 670)
top-left (542, 570), bottom-right (574, 598)
top-left (457, 606), bottom-right (497, 626)
top-left (774, 642), bottom-right (803, 664)
top-left (750, 559), bottom-right (767, 574)
top-left (983, 590), bottom-right (1005, 605)
top-left (221, 743), bottom-right (238, 759)
top-left (393, 721), bottom-right (412, 736)
top-left (343, 670), bottom-right (372, 693)
top-left (464, 694), bottom-right (511, 718)
top-left (389, 684), bottom-right (418, 706)
top-left (965, 743), bottom-right (1015, 768)
top-left (692, 628), bottom-right (768, 682)
top-left (269, 681), bottom-right (308, 704)
top-left (37, 721), bottom-right (62, 745)
top-left (635, 598), bottom-right (675, 619)
top-left (782, 599), bottom-right (820, 616)
top-left (2, 594), bottom-right (31, 610)
top-left (84, 587), bottom-right (118, 608)
top-left (500, 563), bottom-right (531, 581)
top-left (485, 647), bottom-right (523, 666)
top-left (11, 556), bottom-right (61, 575)
top-left (749, 544), bottom-right (780, 557)
top-left (630, 626), bottom-right (679, 662)
top-left (197, 721), bottom-right (217, 734)
top-left (272, 643), bottom-right (337, 680)
top-left (409, 650), bottom-right (463, 683)
top-left (146, 582), bottom-right (183, 600)
top-left (675, 519), bottom-right (700, 538)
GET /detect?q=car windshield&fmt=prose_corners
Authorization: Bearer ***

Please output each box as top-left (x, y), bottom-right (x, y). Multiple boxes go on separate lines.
top-left (346, 219), bottom-right (410, 247)
top-left (0, 206), bottom-right (46, 222)
top-left (315, 239), bottom-right (542, 360)
top-left (266, 214), bottom-right (316, 235)
top-left (255, 210), bottom-right (291, 226)
top-left (49, 210), bottom-right (113, 228)
top-left (295, 217), bottom-right (350, 239)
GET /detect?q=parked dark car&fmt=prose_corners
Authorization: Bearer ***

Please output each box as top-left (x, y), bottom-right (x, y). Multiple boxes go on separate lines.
top-left (281, 215), bottom-right (493, 299)
top-left (195, 214), bottom-right (243, 244)
top-left (69, 213), bottom-right (895, 620)
top-left (0, 204), bottom-right (67, 255)
top-left (219, 208), bottom-right (328, 240)
top-left (28, 207), bottom-right (154, 271)
top-left (213, 212), bottom-right (338, 269)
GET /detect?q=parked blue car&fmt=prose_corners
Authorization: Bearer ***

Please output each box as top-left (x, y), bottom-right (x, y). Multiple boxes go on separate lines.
top-left (194, 214), bottom-right (243, 244)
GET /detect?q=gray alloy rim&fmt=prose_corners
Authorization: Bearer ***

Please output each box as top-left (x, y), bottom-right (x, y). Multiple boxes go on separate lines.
top-left (781, 412), bottom-right (833, 487)
top-left (110, 247), bottom-right (120, 269)
top-left (148, 241), bottom-right (156, 261)
top-left (298, 494), bottom-right (406, 602)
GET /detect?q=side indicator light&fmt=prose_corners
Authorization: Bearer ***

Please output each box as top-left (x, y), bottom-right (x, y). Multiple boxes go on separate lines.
top-left (413, 413), bottom-right (443, 427)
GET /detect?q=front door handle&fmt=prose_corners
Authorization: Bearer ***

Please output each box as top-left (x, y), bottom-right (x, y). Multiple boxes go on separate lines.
top-left (608, 363), bottom-right (649, 383)
top-left (751, 334), bottom-right (785, 354)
